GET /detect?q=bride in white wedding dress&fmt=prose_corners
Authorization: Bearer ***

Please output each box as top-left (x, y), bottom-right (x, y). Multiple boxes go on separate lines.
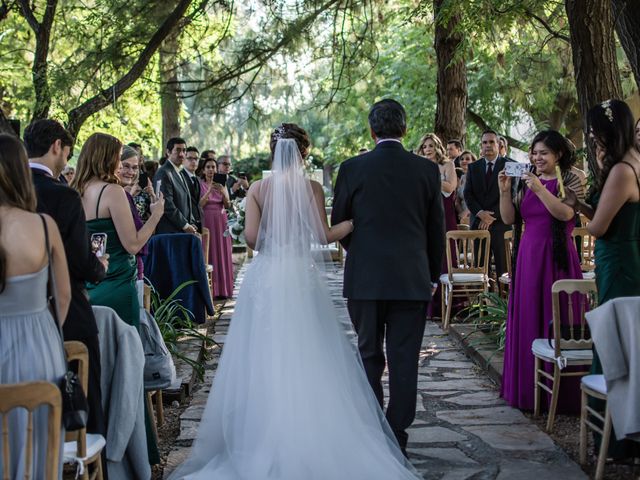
top-left (169, 124), bottom-right (421, 480)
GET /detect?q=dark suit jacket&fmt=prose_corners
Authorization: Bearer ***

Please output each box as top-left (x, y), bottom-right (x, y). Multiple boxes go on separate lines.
top-left (331, 141), bottom-right (445, 301)
top-left (31, 168), bottom-right (106, 339)
top-left (155, 161), bottom-right (194, 233)
top-left (226, 174), bottom-right (246, 200)
top-left (181, 170), bottom-right (203, 232)
top-left (463, 156), bottom-right (514, 229)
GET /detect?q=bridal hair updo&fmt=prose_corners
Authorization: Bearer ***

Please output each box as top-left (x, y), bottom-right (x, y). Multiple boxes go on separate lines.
top-left (269, 123), bottom-right (311, 159)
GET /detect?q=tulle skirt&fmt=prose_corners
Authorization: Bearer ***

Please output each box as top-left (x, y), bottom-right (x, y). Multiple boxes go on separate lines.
top-left (169, 254), bottom-right (420, 479)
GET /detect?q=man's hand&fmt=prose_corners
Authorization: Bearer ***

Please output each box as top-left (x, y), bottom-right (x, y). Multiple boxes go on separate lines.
top-left (183, 224), bottom-right (198, 234)
top-left (477, 210), bottom-right (496, 230)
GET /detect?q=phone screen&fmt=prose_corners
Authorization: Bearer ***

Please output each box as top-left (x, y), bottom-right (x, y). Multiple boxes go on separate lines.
top-left (90, 233), bottom-right (107, 258)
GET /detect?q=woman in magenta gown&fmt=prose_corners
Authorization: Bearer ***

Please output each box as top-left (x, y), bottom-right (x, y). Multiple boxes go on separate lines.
top-left (197, 157), bottom-right (234, 299)
top-left (498, 130), bottom-right (585, 411)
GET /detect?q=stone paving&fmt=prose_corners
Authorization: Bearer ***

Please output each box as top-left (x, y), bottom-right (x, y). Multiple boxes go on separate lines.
top-left (164, 261), bottom-right (587, 479)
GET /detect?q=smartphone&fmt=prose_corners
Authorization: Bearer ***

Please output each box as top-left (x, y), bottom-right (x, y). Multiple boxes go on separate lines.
top-left (90, 233), bottom-right (107, 258)
top-left (138, 171), bottom-right (148, 189)
top-left (504, 163), bottom-right (530, 177)
top-left (213, 173), bottom-right (228, 186)
top-left (155, 179), bottom-right (162, 194)
top-left (237, 172), bottom-right (247, 179)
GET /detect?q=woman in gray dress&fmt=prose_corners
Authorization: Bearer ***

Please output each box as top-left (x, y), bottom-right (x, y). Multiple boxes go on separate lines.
top-left (0, 134), bottom-right (71, 479)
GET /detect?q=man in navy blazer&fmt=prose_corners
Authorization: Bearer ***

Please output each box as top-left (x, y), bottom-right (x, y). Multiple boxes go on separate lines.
top-left (332, 99), bottom-right (445, 454)
top-left (463, 130), bottom-right (514, 277)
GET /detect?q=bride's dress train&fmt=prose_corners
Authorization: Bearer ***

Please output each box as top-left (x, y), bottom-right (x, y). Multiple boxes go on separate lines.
top-left (169, 139), bottom-right (420, 479)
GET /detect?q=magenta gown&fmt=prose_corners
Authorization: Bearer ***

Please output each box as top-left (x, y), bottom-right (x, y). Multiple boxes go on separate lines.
top-left (200, 180), bottom-right (234, 298)
top-left (501, 178), bottom-right (583, 411)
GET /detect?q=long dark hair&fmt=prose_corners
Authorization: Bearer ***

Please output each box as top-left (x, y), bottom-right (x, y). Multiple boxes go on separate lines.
top-left (0, 134), bottom-right (38, 293)
top-left (587, 99), bottom-right (635, 195)
top-left (512, 130), bottom-right (577, 281)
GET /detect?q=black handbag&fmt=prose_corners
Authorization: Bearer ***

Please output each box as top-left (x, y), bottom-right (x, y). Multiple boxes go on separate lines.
top-left (41, 215), bottom-right (89, 431)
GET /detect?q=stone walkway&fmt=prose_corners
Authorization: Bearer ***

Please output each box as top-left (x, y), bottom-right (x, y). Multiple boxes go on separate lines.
top-left (164, 261), bottom-right (587, 479)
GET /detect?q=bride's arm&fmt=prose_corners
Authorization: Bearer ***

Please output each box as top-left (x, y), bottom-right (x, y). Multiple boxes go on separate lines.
top-left (244, 182), bottom-right (262, 250)
top-left (311, 181), bottom-right (353, 244)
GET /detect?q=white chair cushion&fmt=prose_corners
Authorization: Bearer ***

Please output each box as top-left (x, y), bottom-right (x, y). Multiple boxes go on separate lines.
top-left (63, 433), bottom-right (106, 462)
top-left (581, 374), bottom-right (607, 395)
top-left (440, 273), bottom-right (488, 285)
top-left (582, 271), bottom-right (595, 280)
top-left (531, 338), bottom-right (593, 362)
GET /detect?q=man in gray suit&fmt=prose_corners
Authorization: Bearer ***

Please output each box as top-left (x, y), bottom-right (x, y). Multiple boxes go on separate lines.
top-left (155, 137), bottom-right (197, 234)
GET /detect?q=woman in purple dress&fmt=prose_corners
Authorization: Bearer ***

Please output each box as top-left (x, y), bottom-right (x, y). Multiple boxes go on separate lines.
top-left (499, 130), bottom-right (585, 411)
top-left (417, 133), bottom-right (458, 318)
top-left (197, 157), bottom-right (234, 299)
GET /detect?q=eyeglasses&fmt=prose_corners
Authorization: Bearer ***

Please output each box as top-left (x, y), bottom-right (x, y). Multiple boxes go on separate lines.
top-left (121, 164), bottom-right (139, 171)
top-left (219, 162), bottom-right (231, 167)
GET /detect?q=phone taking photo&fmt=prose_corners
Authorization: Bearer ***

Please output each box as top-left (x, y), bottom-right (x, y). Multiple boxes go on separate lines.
top-left (91, 233), bottom-right (107, 258)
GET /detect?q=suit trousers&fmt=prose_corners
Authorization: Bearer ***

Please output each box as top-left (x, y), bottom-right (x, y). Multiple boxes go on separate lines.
top-left (347, 299), bottom-right (427, 449)
top-left (489, 224), bottom-right (510, 277)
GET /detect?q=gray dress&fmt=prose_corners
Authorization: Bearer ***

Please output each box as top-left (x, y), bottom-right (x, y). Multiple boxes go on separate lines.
top-left (0, 266), bottom-right (66, 479)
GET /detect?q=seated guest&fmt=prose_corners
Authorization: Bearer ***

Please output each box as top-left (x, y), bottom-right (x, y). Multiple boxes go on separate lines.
top-left (0, 134), bottom-right (71, 479)
top-left (25, 119), bottom-right (108, 437)
top-left (499, 130), bottom-right (585, 411)
top-left (196, 156), bottom-right (234, 298)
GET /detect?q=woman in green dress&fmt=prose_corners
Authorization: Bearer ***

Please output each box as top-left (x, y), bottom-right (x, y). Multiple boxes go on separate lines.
top-left (565, 99), bottom-right (640, 458)
top-left (72, 133), bottom-right (163, 327)
top-left (72, 133), bottom-right (165, 465)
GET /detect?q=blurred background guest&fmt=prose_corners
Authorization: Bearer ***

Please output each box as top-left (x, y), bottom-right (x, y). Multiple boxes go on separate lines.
top-left (455, 150), bottom-right (477, 224)
top-left (61, 165), bottom-right (75, 184)
top-left (0, 134), bottom-right (70, 479)
top-left (499, 130), bottom-right (584, 411)
top-left (196, 156), bottom-right (234, 299)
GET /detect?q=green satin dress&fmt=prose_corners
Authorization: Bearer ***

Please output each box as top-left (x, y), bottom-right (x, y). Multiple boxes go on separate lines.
top-left (589, 160), bottom-right (640, 458)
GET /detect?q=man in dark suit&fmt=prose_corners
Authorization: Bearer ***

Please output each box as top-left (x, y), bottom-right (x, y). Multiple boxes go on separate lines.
top-left (155, 137), bottom-right (197, 234)
top-left (182, 146), bottom-right (204, 233)
top-left (24, 119), bottom-right (107, 436)
top-left (463, 130), bottom-right (515, 277)
top-left (331, 99), bottom-right (445, 454)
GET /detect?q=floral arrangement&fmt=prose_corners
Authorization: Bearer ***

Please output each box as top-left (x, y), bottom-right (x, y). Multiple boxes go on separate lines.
top-left (226, 197), bottom-right (246, 243)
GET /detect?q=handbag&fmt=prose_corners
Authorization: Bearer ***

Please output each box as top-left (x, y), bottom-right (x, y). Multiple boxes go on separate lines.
top-left (40, 215), bottom-right (89, 431)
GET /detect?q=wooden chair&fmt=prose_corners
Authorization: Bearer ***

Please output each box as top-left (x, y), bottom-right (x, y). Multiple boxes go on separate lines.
top-left (456, 224), bottom-right (470, 231)
top-left (532, 279), bottom-right (597, 432)
top-left (440, 230), bottom-right (491, 331)
top-left (572, 227), bottom-right (596, 280)
top-left (0, 381), bottom-right (62, 480)
top-left (142, 284), bottom-right (165, 430)
top-left (498, 230), bottom-right (513, 299)
top-left (63, 341), bottom-right (105, 480)
top-left (579, 374), bottom-right (611, 480)
top-left (201, 227), bottom-right (215, 296)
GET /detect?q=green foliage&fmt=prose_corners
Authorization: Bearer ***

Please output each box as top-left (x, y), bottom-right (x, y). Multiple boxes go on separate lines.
top-left (459, 291), bottom-right (508, 352)
top-left (146, 278), bottom-right (212, 381)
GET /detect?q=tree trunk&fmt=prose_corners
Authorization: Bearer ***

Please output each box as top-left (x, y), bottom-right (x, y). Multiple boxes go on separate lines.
top-left (66, 0), bottom-right (193, 141)
top-left (433, 0), bottom-right (467, 145)
top-left (0, 108), bottom-right (16, 135)
top-left (612, 0), bottom-right (640, 91)
top-left (565, 0), bottom-right (622, 166)
top-left (160, 28), bottom-right (182, 150)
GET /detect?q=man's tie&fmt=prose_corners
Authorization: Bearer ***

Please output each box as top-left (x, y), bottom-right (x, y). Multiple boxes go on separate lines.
top-left (485, 162), bottom-right (493, 187)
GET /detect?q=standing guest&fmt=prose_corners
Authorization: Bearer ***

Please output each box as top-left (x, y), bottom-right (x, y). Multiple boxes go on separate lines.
top-left (0, 134), bottom-right (70, 479)
top-left (464, 130), bottom-right (515, 277)
top-left (61, 165), bottom-right (75, 184)
top-left (128, 142), bottom-right (144, 163)
top-left (455, 150), bottom-right (477, 224)
top-left (144, 160), bottom-right (159, 183)
top-left (499, 130), bottom-right (585, 411)
top-left (218, 155), bottom-right (249, 200)
top-left (200, 149), bottom-right (217, 162)
top-left (196, 157), bottom-right (234, 299)
top-left (183, 146), bottom-right (204, 233)
top-left (72, 133), bottom-right (164, 328)
top-left (24, 119), bottom-right (108, 438)
top-left (564, 99), bottom-right (640, 458)
top-left (118, 146), bottom-right (153, 279)
top-left (499, 135), bottom-right (514, 161)
top-left (446, 139), bottom-right (464, 168)
top-left (332, 100), bottom-right (445, 455)
top-left (155, 138), bottom-right (197, 234)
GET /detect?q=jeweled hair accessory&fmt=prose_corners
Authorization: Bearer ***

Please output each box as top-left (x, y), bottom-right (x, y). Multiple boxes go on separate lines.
top-left (273, 124), bottom-right (286, 140)
top-left (601, 100), bottom-right (613, 122)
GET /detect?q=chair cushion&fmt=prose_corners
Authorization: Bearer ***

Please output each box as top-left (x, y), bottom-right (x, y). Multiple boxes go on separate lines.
top-left (64, 433), bottom-right (106, 462)
top-left (531, 338), bottom-right (593, 362)
top-left (581, 374), bottom-right (607, 395)
top-left (582, 271), bottom-right (595, 280)
top-left (439, 273), bottom-right (488, 285)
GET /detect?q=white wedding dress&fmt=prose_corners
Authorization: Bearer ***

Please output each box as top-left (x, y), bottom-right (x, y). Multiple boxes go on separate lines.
top-left (169, 139), bottom-right (421, 480)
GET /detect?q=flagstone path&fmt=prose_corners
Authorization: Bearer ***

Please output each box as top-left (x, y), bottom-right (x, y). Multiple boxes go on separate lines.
top-left (164, 261), bottom-right (586, 479)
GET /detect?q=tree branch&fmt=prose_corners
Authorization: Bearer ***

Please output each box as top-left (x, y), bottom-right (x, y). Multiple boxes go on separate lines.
top-left (16, 0), bottom-right (40, 33)
top-left (466, 108), bottom-right (528, 150)
top-left (66, 0), bottom-right (194, 139)
top-left (523, 8), bottom-right (570, 43)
